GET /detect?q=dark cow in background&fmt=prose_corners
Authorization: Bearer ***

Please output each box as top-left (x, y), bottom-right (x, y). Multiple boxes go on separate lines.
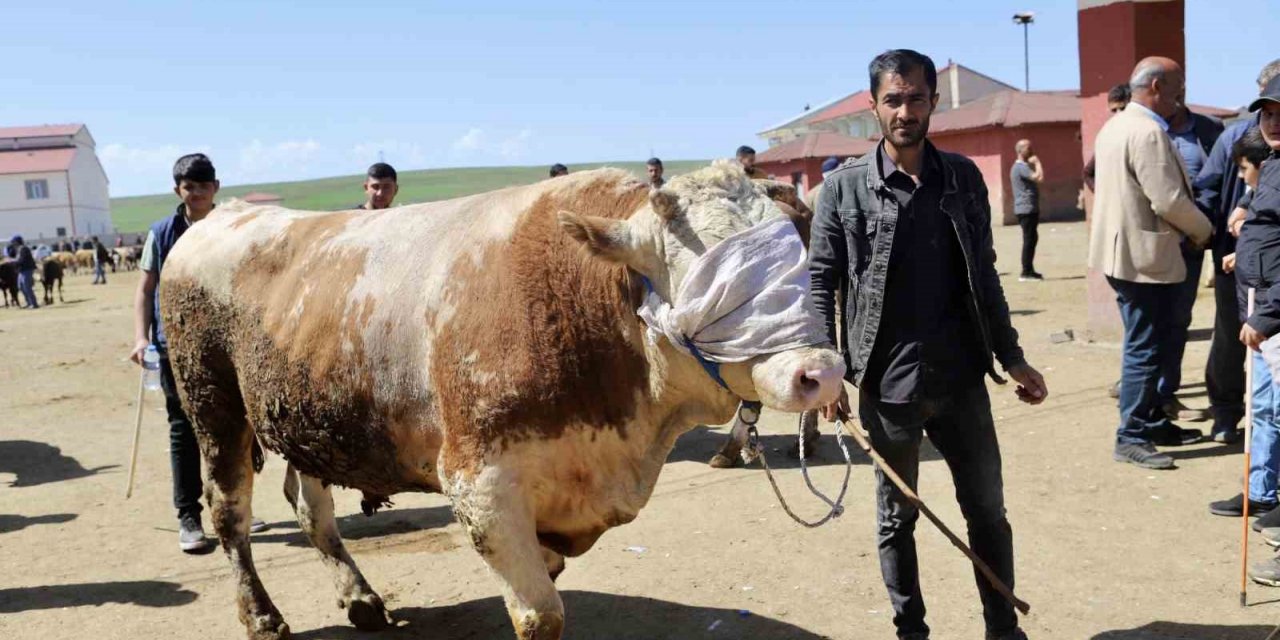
top-left (160, 163), bottom-right (843, 640)
top-left (0, 260), bottom-right (18, 307)
top-left (41, 259), bottom-right (64, 304)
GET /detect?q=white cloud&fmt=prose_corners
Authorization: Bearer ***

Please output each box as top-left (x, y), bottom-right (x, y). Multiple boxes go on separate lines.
top-left (351, 140), bottom-right (428, 168)
top-left (237, 139), bottom-right (322, 176)
top-left (498, 129), bottom-right (533, 160)
top-left (98, 143), bottom-right (213, 196)
top-left (452, 128), bottom-right (484, 152)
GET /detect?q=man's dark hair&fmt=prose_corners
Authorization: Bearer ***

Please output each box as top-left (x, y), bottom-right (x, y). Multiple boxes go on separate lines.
top-left (173, 153), bottom-right (216, 186)
top-left (869, 49), bottom-right (938, 99)
top-left (646, 157), bottom-right (663, 168)
top-left (366, 162), bottom-right (397, 182)
top-left (1233, 126), bottom-right (1271, 168)
top-left (549, 163), bottom-right (569, 177)
top-left (736, 146), bottom-right (756, 157)
top-left (1107, 83), bottom-right (1132, 104)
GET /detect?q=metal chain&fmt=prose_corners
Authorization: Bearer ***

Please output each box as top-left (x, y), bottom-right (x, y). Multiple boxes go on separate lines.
top-left (744, 408), bottom-right (854, 529)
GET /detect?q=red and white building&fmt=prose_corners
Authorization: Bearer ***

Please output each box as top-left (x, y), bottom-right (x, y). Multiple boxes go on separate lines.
top-left (0, 124), bottom-right (111, 240)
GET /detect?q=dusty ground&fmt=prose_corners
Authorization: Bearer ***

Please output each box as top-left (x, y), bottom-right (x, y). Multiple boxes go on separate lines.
top-left (2, 221), bottom-right (1279, 640)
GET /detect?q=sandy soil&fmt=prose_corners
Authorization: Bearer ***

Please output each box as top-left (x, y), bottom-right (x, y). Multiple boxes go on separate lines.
top-left (2, 221), bottom-right (1279, 640)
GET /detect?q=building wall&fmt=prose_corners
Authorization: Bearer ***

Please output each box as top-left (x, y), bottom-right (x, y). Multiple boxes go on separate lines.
top-left (69, 148), bottom-right (112, 236)
top-left (0, 171), bottom-right (74, 238)
top-left (755, 158), bottom-right (823, 193)
top-left (933, 123), bottom-right (1084, 225)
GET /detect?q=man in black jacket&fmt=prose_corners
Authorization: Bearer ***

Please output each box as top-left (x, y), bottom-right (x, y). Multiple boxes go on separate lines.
top-left (811, 49), bottom-right (1046, 640)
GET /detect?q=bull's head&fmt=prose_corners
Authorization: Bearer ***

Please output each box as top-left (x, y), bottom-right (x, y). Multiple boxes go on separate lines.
top-left (559, 160), bottom-right (844, 414)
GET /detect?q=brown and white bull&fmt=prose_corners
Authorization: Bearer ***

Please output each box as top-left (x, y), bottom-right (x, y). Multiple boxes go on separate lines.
top-left (160, 162), bottom-right (844, 640)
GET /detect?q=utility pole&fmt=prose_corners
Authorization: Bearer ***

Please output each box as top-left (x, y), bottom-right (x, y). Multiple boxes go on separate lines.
top-left (1013, 12), bottom-right (1035, 91)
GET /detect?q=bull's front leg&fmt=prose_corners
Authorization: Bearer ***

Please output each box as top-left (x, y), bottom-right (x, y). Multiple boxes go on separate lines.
top-left (452, 473), bottom-right (564, 640)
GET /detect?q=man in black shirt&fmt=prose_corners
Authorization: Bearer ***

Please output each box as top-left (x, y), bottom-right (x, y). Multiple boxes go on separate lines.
top-left (811, 49), bottom-right (1046, 640)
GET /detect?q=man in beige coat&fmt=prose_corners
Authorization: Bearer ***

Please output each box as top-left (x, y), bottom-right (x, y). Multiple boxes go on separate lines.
top-left (1088, 56), bottom-right (1214, 470)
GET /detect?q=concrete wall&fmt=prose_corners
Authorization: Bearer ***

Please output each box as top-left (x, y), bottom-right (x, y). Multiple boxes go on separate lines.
top-left (755, 157), bottom-right (823, 193)
top-left (68, 148), bottom-right (112, 236)
top-left (0, 171), bottom-right (74, 238)
top-left (933, 123), bottom-right (1084, 225)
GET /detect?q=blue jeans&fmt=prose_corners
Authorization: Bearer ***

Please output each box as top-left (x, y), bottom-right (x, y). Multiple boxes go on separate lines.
top-left (17, 269), bottom-right (38, 308)
top-left (1157, 249), bottom-right (1203, 402)
top-left (1250, 349), bottom-right (1280, 504)
top-left (1109, 277), bottom-right (1179, 444)
top-left (860, 385), bottom-right (1017, 638)
top-left (93, 260), bottom-right (106, 284)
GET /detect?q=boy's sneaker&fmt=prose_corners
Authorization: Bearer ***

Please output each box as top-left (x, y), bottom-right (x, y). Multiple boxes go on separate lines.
top-left (1114, 442), bottom-right (1174, 469)
top-left (1253, 505), bottom-right (1280, 532)
top-left (1162, 398), bottom-right (1210, 422)
top-left (1262, 528), bottom-right (1280, 549)
top-left (1018, 272), bottom-right (1044, 282)
top-left (1249, 555), bottom-right (1280, 587)
top-left (179, 515), bottom-right (215, 553)
top-left (1211, 427), bottom-right (1242, 444)
top-left (1208, 493), bottom-right (1277, 517)
top-left (1148, 426), bottom-right (1203, 446)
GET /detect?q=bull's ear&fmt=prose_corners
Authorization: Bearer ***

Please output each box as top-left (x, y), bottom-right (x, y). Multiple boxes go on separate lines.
top-left (558, 211), bottom-right (635, 263)
top-left (649, 188), bottom-right (680, 221)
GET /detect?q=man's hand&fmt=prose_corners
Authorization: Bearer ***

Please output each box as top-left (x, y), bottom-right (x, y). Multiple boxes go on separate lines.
top-left (1027, 155), bottom-right (1041, 167)
top-left (1241, 322), bottom-right (1268, 351)
top-left (1008, 363), bottom-right (1048, 405)
top-left (1223, 253), bottom-right (1237, 274)
top-left (128, 338), bottom-right (150, 366)
top-left (822, 387), bottom-right (850, 422)
top-left (1230, 207), bottom-right (1248, 237)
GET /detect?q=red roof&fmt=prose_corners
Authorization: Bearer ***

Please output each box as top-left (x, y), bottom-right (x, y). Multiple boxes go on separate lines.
top-left (0, 148), bottom-right (76, 175)
top-left (241, 192), bottom-right (283, 203)
top-left (1188, 103), bottom-right (1240, 119)
top-left (806, 90), bottom-right (873, 124)
top-left (930, 90), bottom-right (1081, 135)
top-left (0, 124), bottom-right (83, 139)
top-left (756, 132), bottom-right (879, 164)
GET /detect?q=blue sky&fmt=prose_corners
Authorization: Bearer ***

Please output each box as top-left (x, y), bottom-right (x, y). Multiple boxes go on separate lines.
top-left (3, 0), bottom-right (1276, 196)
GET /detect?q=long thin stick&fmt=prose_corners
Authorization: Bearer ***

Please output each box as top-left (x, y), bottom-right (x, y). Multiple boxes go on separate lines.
top-left (125, 372), bottom-right (146, 499)
top-left (1242, 287), bottom-right (1256, 607)
top-left (841, 419), bottom-right (1031, 614)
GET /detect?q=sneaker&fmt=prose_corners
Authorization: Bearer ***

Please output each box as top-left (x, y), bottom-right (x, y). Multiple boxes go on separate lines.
top-left (1253, 505), bottom-right (1280, 532)
top-left (1114, 442), bottom-right (1175, 470)
top-left (249, 517), bottom-right (270, 534)
top-left (1162, 399), bottom-right (1210, 423)
top-left (178, 516), bottom-right (215, 553)
top-left (1018, 272), bottom-right (1044, 282)
top-left (1208, 493), bottom-right (1277, 517)
top-left (1108, 380), bottom-right (1121, 399)
top-left (1211, 427), bottom-right (1242, 445)
top-left (1248, 555), bottom-right (1280, 587)
top-left (1148, 426), bottom-right (1203, 446)
top-left (1262, 528), bottom-right (1280, 549)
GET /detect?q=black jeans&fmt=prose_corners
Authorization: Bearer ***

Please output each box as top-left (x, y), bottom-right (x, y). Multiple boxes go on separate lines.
top-left (859, 385), bottom-right (1017, 638)
top-left (1016, 212), bottom-right (1039, 276)
top-left (1207, 261), bottom-right (1246, 432)
top-left (160, 356), bottom-right (203, 521)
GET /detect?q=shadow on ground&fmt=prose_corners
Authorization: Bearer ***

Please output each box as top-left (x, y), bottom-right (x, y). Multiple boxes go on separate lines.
top-left (1091, 621), bottom-right (1279, 639)
top-left (252, 506), bottom-right (455, 548)
top-left (0, 580), bottom-right (198, 613)
top-left (293, 590), bottom-right (825, 640)
top-left (0, 440), bottom-right (116, 487)
top-left (667, 424), bottom-right (940, 468)
top-left (0, 512), bottom-right (77, 534)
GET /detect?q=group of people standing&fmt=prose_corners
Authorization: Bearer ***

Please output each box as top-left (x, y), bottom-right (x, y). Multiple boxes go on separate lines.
top-left (1088, 55), bottom-right (1280, 586)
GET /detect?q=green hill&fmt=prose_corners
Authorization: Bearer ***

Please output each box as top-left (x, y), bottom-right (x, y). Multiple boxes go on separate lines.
top-left (110, 160), bottom-right (710, 233)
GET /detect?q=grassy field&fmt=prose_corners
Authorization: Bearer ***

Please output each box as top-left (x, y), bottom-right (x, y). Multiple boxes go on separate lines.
top-left (110, 160), bottom-right (710, 233)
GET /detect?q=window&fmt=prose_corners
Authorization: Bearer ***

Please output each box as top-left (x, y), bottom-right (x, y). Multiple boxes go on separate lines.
top-left (56, 227), bottom-right (66, 237)
top-left (24, 179), bottom-right (49, 200)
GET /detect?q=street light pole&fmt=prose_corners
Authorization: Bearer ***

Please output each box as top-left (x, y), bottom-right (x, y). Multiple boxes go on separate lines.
top-left (1013, 12), bottom-right (1035, 91)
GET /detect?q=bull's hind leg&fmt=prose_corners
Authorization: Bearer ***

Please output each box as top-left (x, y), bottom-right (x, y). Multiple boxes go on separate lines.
top-left (202, 419), bottom-right (290, 639)
top-left (290, 473), bottom-right (389, 631)
top-left (454, 482), bottom-right (564, 640)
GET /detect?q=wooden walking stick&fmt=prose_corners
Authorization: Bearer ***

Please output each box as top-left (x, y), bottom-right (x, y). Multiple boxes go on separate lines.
top-left (1241, 287), bottom-right (1256, 607)
top-left (124, 371), bottom-right (146, 499)
top-left (839, 412), bottom-right (1031, 615)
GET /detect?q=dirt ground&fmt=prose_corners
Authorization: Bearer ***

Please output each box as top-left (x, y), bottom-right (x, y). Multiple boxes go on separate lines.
top-left (2, 221), bottom-right (1279, 640)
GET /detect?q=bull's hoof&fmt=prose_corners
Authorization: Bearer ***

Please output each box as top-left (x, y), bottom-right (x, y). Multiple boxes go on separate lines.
top-left (247, 620), bottom-right (291, 640)
top-left (708, 453), bottom-right (741, 469)
top-left (346, 595), bottom-right (390, 631)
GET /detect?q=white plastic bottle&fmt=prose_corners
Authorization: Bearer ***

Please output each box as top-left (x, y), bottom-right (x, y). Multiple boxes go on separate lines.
top-left (142, 345), bottom-right (162, 391)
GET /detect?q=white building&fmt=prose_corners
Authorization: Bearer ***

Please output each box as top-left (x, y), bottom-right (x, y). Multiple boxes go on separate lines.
top-left (0, 124), bottom-right (111, 241)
